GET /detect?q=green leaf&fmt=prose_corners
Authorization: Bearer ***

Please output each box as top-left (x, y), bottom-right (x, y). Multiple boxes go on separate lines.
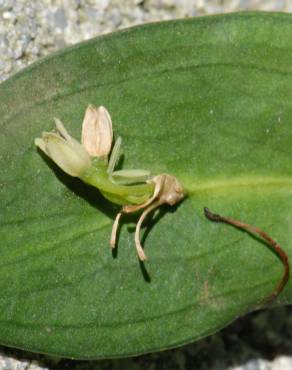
top-left (1, 11), bottom-right (292, 359)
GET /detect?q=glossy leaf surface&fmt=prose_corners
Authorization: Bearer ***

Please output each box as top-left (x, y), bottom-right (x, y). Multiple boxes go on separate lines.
top-left (1, 12), bottom-right (292, 359)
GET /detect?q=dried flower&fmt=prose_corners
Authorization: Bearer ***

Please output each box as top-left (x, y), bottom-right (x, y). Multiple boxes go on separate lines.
top-left (35, 105), bottom-right (185, 261)
top-left (111, 173), bottom-right (185, 261)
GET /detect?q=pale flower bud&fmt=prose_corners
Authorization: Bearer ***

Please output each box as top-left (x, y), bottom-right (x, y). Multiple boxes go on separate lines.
top-left (81, 105), bottom-right (113, 157)
top-left (35, 118), bottom-right (91, 178)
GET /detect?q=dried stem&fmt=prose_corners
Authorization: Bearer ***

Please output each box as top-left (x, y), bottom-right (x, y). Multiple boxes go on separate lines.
top-left (110, 211), bottom-right (122, 249)
top-left (204, 207), bottom-right (290, 304)
top-left (109, 174), bottom-right (185, 261)
top-left (134, 200), bottom-right (162, 261)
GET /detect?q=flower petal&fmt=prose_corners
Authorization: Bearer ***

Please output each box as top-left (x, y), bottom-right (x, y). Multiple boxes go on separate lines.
top-left (81, 105), bottom-right (113, 157)
top-left (54, 118), bottom-right (73, 143)
top-left (107, 136), bottom-right (122, 174)
top-left (35, 137), bottom-right (49, 156)
top-left (42, 132), bottom-right (91, 177)
top-left (111, 169), bottom-right (151, 185)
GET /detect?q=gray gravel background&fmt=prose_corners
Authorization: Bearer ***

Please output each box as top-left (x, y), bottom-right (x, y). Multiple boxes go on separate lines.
top-left (1, 1), bottom-right (292, 369)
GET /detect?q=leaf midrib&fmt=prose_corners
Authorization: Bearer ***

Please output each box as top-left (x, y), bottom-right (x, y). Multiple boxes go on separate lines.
top-left (185, 176), bottom-right (292, 194)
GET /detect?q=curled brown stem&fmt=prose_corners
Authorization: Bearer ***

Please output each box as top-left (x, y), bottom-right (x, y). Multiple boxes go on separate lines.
top-left (204, 207), bottom-right (290, 304)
